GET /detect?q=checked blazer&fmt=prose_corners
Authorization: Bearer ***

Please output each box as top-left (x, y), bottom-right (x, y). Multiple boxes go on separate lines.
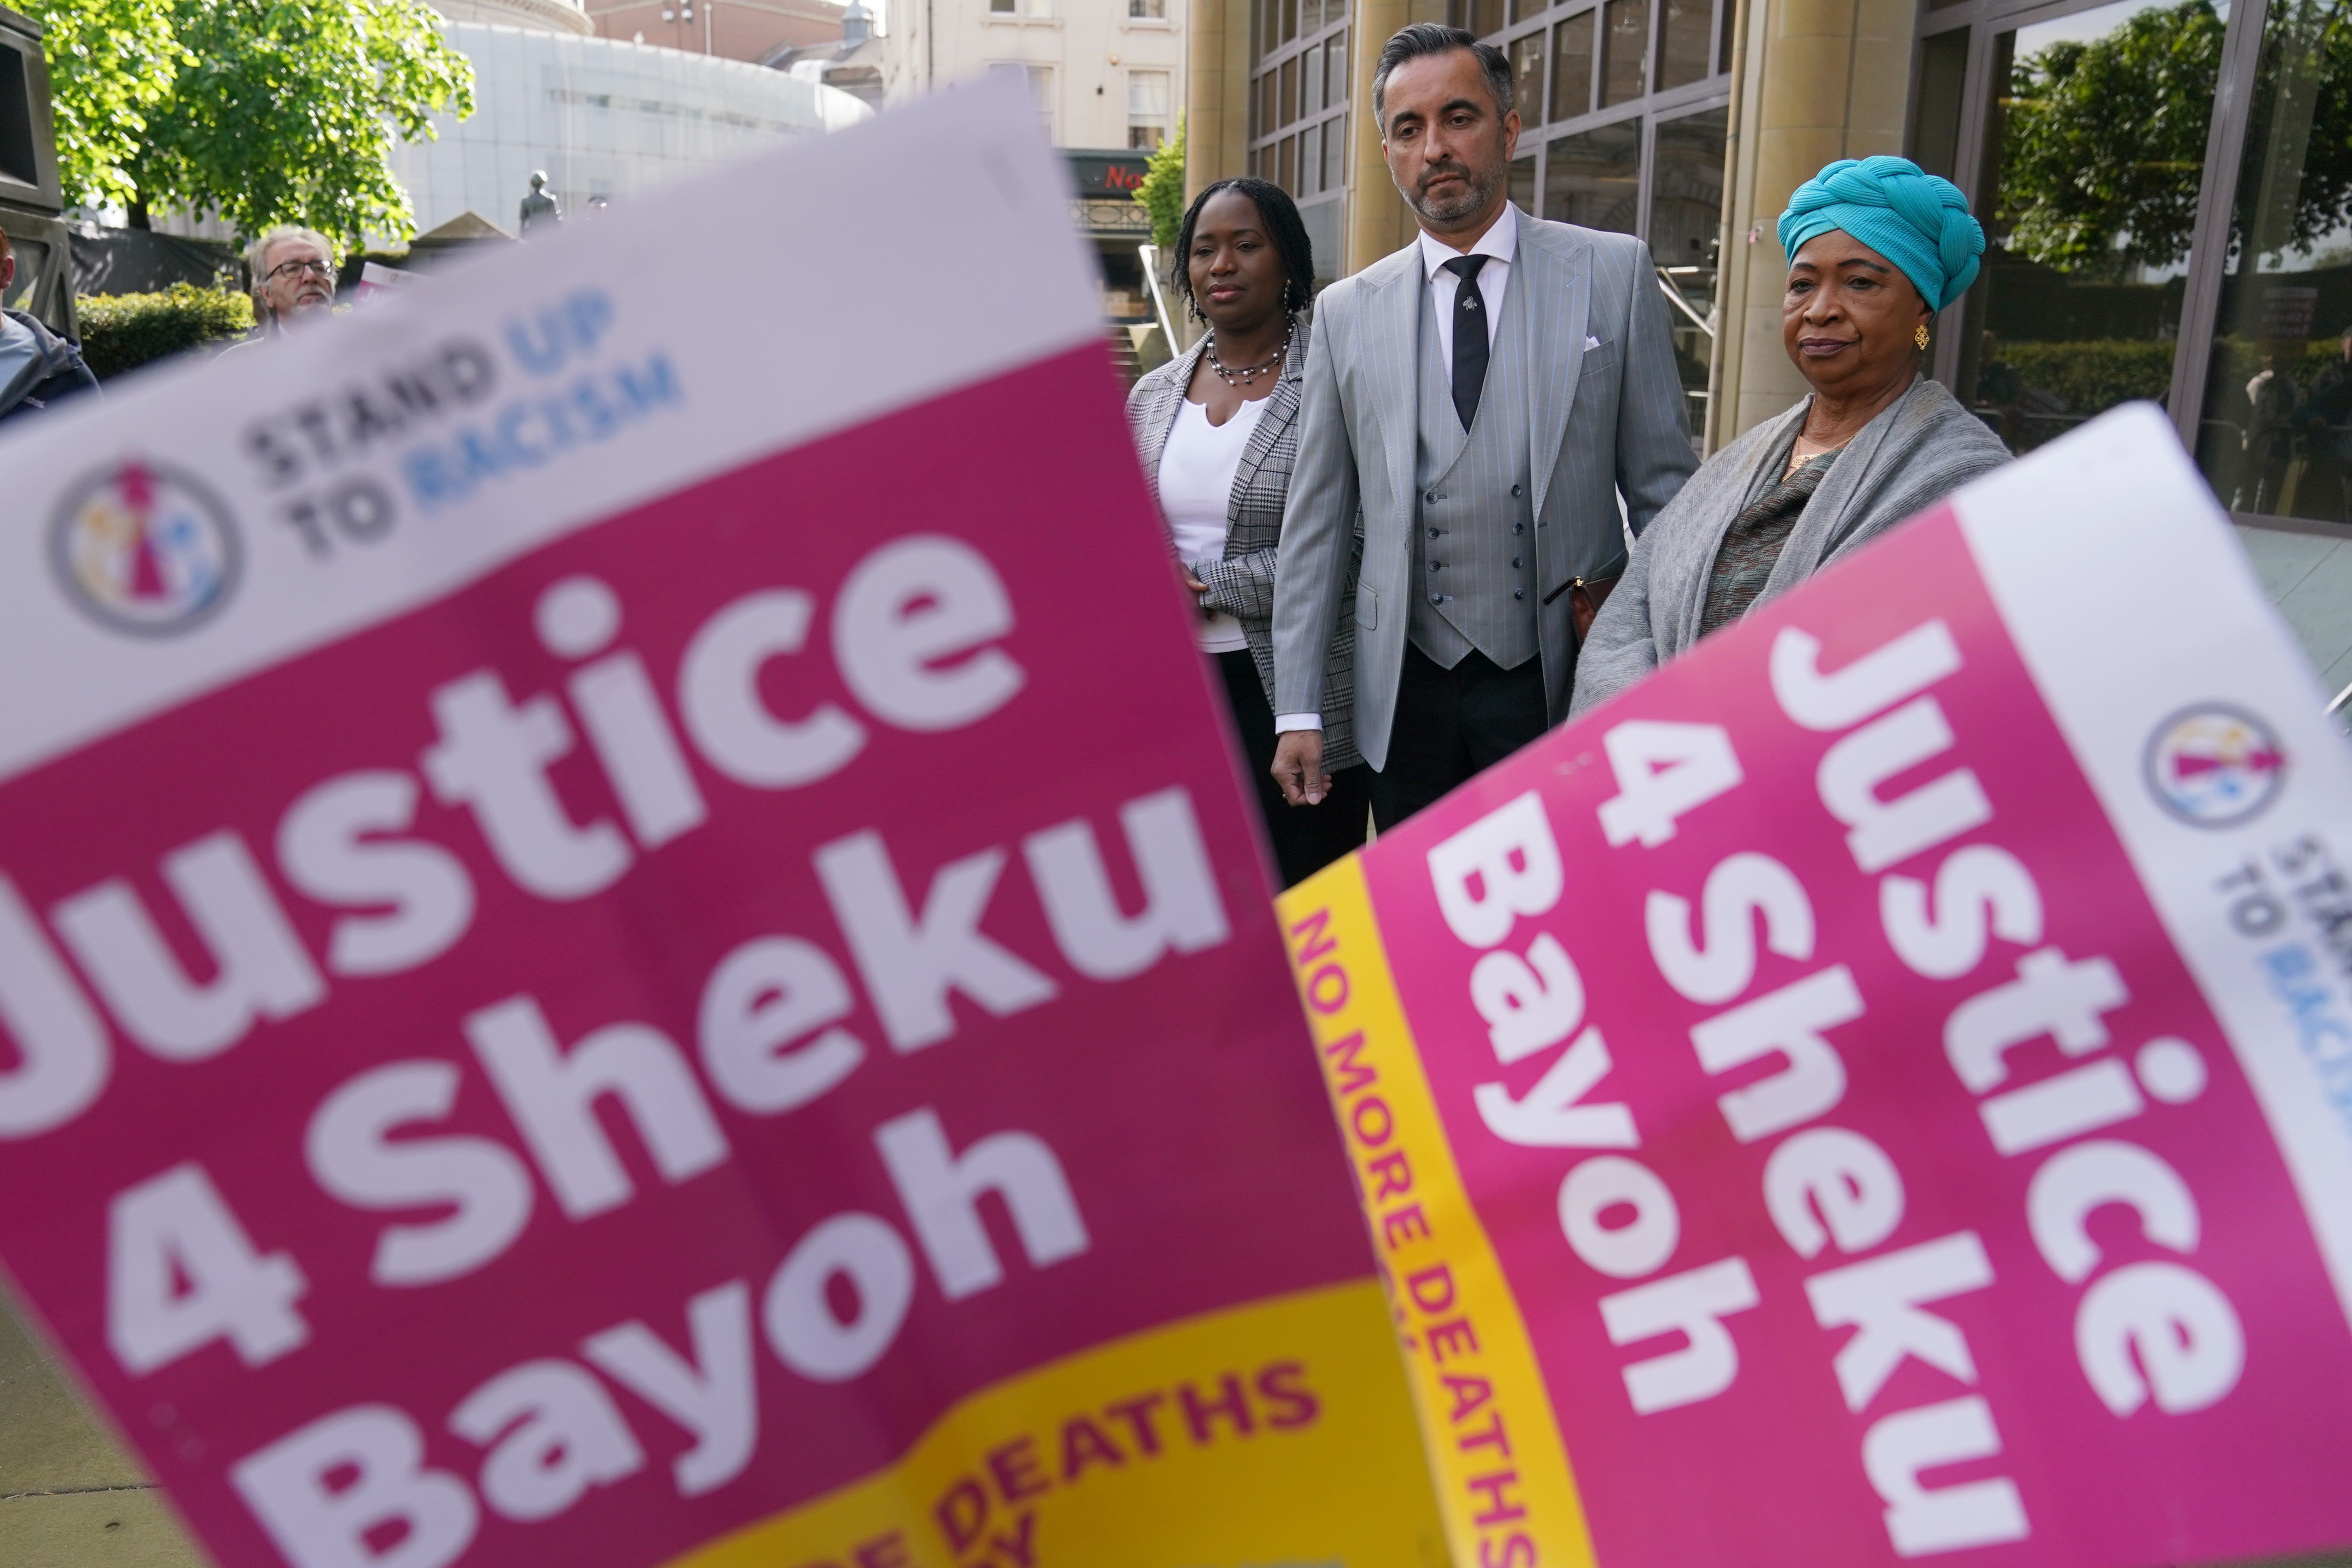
top-left (1126, 312), bottom-right (1365, 772)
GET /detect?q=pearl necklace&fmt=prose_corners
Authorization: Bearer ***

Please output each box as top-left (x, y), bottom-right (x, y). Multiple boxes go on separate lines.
top-left (1206, 322), bottom-right (1292, 386)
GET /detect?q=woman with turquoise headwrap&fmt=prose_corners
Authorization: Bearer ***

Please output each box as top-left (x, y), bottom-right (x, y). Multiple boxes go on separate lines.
top-left (1570, 155), bottom-right (2011, 713)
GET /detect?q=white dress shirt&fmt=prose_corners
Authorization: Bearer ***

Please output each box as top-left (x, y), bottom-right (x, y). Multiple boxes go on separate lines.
top-left (1417, 199), bottom-right (1517, 370)
top-left (1275, 203), bottom-right (1522, 736)
top-left (1158, 395), bottom-right (1267, 654)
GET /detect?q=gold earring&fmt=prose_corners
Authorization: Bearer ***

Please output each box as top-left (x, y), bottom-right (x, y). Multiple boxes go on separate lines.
top-left (1915, 323), bottom-right (1931, 350)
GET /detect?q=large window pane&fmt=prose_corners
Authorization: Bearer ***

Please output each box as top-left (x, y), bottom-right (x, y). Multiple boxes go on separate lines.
top-left (1511, 153), bottom-right (1538, 214)
top-left (1280, 57), bottom-right (1298, 125)
top-left (1658, 0), bottom-right (1712, 88)
top-left (1302, 42), bottom-right (1323, 115)
top-left (1327, 31), bottom-right (1348, 103)
top-left (1128, 70), bottom-right (1172, 150)
top-left (1552, 13), bottom-right (1596, 119)
top-left (1514, 31), bottom-right (1547, 122)
top-left (1955, 0), bottom-right (2220, 454)
top-left (1323, 112), bottom-right (1346, 188)
top-left (1601, 0), bottom-right (1651, 105)
top-left (1654, 107), bottom-right (1727, 434)
top-left (1280, 133), bottom-right (1298, 193)
top-left (2192, 0), bottom-right (2352, 520)
top-left (1545, 118), bottom-right (1641, 229)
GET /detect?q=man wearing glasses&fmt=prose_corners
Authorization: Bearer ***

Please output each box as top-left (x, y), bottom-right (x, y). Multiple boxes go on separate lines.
top-left (246, 226), bottom-right (338, 335)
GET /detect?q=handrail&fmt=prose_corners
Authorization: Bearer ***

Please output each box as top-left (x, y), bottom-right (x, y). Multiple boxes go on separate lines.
top-left (1138, 243), bottom-right (1178, 355)
top-left (2327, 678), bottom-right (2352, 717)
top-left (1656, 266), bottom-right (1713, 337)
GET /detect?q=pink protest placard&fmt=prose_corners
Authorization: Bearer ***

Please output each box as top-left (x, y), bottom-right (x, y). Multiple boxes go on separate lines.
top-left (0, 85), bottom-right (1442, 1568)
top-left (1279, 405), bottom-right (2352, 1568)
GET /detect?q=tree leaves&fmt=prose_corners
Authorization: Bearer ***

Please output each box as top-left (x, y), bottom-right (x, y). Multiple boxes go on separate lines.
top-left (1996, 0), bottom-right (2352, 275)
top-left (1997, 1), bottom-right (2225, 275)
top-left (26, 0), bottom-right (473, 249)
top-left (24, 0), bottom-right (186, 210)
top-left (1135, 111), bottom-right (1186, 252)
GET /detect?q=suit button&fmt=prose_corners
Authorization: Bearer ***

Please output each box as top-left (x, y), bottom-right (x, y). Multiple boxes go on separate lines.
top-left (1428, 528), bottom-right (1440, 539)
top-left (1512, 558), bottom-right (1522, 568)
top-left (1511, 485), bottom-right (1523, 497)
top-left (1429, 561), bottom-right (1443, 571)
top-left (1513, 522), bottom-right (1525, 534)
top-left (1425, 491), bottom-right (1439, 504)
top-left (1514, 589), bottom-right (1526, 600)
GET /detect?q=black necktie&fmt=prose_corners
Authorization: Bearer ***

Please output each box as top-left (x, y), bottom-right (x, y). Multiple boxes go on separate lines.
top-left (1445, 254), bottom-right (1490, 431)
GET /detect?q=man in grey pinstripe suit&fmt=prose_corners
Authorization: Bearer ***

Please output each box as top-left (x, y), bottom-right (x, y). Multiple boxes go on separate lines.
top-left (1270, 22), bottom-right (1696, 830)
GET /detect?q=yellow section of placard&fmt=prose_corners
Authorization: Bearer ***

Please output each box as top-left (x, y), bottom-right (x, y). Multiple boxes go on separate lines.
top-left (1278, 856), bottom-right (1598, 1568)
top-left (661, 1277), bottom-right (1444, 1568)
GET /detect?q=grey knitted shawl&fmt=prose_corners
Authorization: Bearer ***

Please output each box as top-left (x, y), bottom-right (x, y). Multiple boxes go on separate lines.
top-left (1570, 375), bottom-right (2010, 714)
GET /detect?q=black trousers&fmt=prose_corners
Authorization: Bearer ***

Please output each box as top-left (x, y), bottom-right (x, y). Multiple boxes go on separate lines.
top-left (1369, 644), bottom-right (1549, 832)
top-left (1218, 649), bottom-right (1370, 888)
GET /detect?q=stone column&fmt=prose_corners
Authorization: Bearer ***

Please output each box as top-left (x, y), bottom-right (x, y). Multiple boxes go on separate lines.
top-left (1341, 0), bottom-right (1450, 275)
top-left (1186, 0), bottom-right (1255, 201)
top-left (0, 1294), bottom-right (206, 1566)
top-left (1711, 0), bottom-right (1918, 444)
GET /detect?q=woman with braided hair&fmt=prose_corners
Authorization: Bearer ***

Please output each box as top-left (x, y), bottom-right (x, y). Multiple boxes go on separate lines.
top-left (1570, 155), bottom-right (2011, 713)
top-left (1126, 177), bottom-right (1370, 886)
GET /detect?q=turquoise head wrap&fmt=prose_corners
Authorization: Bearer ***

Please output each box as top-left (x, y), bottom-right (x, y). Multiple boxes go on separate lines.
top-left (1777, 156), bottom-right (1985, 311)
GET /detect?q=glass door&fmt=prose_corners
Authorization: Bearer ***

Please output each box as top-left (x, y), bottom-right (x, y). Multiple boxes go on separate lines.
top-left (1942, 0), bottom-right (2224, 452)
top-left (1914, 0), bottom-right (2352, 530)
top-left (2187, 0), bottom-right (2352, 522)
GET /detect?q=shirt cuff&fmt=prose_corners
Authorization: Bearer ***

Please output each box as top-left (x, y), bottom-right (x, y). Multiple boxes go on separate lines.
top-left (1275, 714), bottom-right (1323, 732)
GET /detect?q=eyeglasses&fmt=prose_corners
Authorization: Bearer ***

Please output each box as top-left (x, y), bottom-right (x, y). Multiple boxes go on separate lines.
top-left (266, 258), bottom-right (334, 282)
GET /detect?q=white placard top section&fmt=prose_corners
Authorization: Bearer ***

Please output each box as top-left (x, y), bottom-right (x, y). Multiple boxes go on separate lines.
top-left (1956, 402), bottom-right (2352, 1332)
top-left (0, 80), bottom-right (1103, 786)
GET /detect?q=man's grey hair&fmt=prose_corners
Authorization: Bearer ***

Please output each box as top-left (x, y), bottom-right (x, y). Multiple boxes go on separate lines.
top-left (246, 225), bottom-right (335, 299)
top-left (1372, 22), bottom-right (1514, 126)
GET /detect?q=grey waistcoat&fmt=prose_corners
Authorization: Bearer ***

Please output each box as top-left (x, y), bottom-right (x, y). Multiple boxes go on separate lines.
top-left (1409, 269), bottom-right (1538, 672)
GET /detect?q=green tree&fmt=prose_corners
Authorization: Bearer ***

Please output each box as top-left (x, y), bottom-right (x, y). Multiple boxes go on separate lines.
top-left (1996, 0), bottom-right (2225, 274)
top-left (1135, 111), bottom-right (1186, 251)
top-left (1996, 0), bottom-right (2352, 275)
top-left (26, 0), bottom-right (473, 250)
top-left (25, 0), bottom-right (186, 212)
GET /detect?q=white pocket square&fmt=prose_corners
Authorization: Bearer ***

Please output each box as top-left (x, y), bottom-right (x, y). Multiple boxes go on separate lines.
top-left (1585, 335), bottom-right (1602, 350)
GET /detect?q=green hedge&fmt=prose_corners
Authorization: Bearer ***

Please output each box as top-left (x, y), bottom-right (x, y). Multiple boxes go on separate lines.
top-left (1986, 340), bottom-right (2176, 412)
top-left (1986, 337), bottom-right (2350, 414)
top-left (75, 284), bottom-right (255, 380)
top-left (2205, 337), bottom-right (2349, 396)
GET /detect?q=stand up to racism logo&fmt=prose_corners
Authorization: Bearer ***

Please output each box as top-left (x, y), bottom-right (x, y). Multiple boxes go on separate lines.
top-left (2145, 704), bottom-right (2288, 826)
top-left (49, 460), bottom-right (241, 635)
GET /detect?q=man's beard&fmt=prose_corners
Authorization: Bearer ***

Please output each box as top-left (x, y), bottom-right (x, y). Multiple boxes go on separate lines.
top-left (1409, 156), bottom-right (1499, 225)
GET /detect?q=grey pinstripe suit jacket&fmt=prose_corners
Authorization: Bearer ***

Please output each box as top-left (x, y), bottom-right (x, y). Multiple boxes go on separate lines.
top-left (1273, 209), bottom-right (1698, 770)
top-left (1126, 313), bottom-right (1364, 771)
